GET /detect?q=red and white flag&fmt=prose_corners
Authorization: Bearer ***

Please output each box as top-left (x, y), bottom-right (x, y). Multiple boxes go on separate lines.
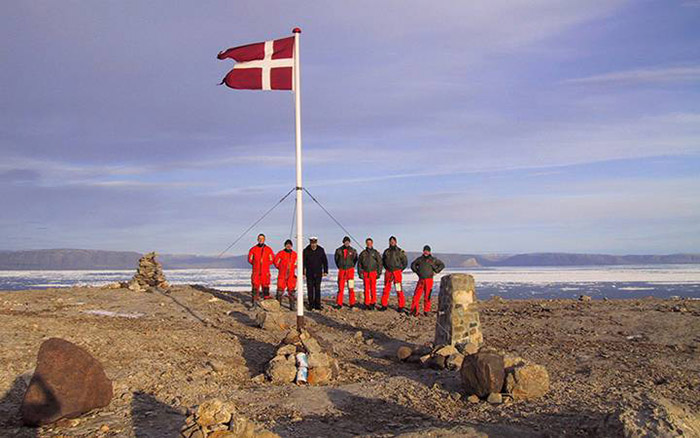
top-left (217, 36), bottom-right (294, 91)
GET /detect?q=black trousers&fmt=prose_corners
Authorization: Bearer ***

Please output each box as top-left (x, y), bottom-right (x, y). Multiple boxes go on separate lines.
top-left (306, 274), bottom-right (322, 308)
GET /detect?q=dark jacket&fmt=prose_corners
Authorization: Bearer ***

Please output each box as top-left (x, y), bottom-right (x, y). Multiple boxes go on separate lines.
top-left (334, 245), bottom-right (358, 270)
top-left (358, 247), bottom-right (383, 276)
top-left (382, 245), bottom-right (408, 271)
top-left (303, 245), bottom-right (328, 277)
top-left (411, 254), bottom-right (445, 279)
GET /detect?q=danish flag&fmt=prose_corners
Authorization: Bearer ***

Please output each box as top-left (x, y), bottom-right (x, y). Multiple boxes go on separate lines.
top-left (217, 36), bottom-right (294, 91)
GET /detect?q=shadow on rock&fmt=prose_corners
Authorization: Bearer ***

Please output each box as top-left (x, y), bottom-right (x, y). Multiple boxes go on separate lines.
top-left (162, 287), bottom-right (279, 377)
top-left (227, 310), bottom-right (278, 376)
top-left (130, 391), bottom-right (185, 438)
top-left (274, 387), bottom-right (546, 437)
top-left (0, 375), bottom-right (38, 437)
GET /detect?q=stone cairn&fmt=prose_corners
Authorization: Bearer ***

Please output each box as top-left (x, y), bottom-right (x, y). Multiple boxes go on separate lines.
top-left (180, 398), bottom-right (279, 438)
top-left (128, 252), bottom-right (169, 292)
top-left (262, 329), bottom-right (339, 386)
top-left (396, 274), bottom-right (483, 371)
top-left (397, 274), bottom-right (550, 404)
top-left (435, 274), bottom-right (483, 349)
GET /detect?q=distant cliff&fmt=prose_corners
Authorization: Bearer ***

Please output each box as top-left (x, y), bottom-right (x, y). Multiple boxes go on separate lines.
top-left (0, 249), bottom-right (698, 270)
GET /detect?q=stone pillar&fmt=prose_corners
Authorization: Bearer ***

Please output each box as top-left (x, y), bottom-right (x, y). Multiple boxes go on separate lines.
top-left (434, 274), bottom-right (483, 349)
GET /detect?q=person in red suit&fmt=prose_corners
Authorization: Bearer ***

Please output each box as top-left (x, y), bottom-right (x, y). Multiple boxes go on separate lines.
top-left (248, 233), bottom-right (275, 304)
top-left (334, 236), bottom-right (358, 309)
top-left (274, 239), bottom-right (297, 310)
top-left (409, 245), bottom-right (445, 316)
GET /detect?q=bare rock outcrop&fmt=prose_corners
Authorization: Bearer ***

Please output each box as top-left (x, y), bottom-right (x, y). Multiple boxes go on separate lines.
top-left (600, 394), bottom-right (700, 437)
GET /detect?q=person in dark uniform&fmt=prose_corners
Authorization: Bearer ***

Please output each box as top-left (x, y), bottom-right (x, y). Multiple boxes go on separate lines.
top-left (303, 236), bottom-right (328, 310)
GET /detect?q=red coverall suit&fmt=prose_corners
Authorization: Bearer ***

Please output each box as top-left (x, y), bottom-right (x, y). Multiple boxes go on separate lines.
top-left (381, 246), bottom-right (408, 309)
top-left (248, 244), bottom-right (274, 301)
top-left (273, 249), bottom-right (297, 296)
top-left (358, 247), bottom-right (382, 307)
top-left (409, 254), bottom-right (445, 315)
top-left (334, 245), bottom-right (358, 307)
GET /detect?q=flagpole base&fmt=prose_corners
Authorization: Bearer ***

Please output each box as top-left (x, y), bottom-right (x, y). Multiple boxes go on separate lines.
top-left (296, 315), bottom-right (305, 332)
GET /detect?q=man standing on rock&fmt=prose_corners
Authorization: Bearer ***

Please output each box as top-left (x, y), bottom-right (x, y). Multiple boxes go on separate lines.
top-left (357, 237), bottom-right (382, 310)
top-left (409, 245), bottom-right (445, 316)
top-left (273, 239), bottom-right (297, 310)
top-left (247, 233), bottom-right (275, 305)
top-left (303, 236), bottom-right (328, 310)
top-left (379, 236), bottom-right (408, 312)
top-left (333, 236), bottom-right (358, 309)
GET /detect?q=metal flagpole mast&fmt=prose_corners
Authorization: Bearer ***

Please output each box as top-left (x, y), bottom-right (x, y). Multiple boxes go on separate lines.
top-left (293, 27), bottom-right (304, 331)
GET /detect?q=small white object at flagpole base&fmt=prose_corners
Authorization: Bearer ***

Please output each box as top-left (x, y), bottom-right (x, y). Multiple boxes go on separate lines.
top-left (293, 27), bottom-right (304, 330)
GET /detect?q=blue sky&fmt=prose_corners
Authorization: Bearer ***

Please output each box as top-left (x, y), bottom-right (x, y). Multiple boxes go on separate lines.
top-left (1, 1), bottom-right (699, 255)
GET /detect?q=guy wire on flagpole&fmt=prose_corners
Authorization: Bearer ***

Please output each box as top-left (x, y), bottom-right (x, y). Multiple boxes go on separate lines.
top-left (215, 187), bottom-right (295, 259)
top-left (303, 188), bottom-right (363, 248)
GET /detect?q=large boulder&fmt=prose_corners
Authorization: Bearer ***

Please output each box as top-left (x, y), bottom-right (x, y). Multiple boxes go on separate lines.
top-left (460, 352), bottom-right (504, 398)
top-left (504, 363), bottom-right (550, 400)
top-left (21, 338), bottom-right (113, 426)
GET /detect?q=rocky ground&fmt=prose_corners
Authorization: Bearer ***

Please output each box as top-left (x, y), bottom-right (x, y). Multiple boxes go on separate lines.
top-left (0, 285), bottom-right (698, 437)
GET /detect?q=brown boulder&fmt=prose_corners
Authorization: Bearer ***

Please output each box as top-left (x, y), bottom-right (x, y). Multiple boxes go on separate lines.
top-left (505, 363), bottom-right (549, 400)
top-left (460, 352), bottom-right (505, 398)
top-left (21, 338), bottom-right (113, 426)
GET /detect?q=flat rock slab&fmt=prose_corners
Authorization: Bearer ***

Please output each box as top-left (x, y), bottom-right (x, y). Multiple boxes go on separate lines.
top-left (21, 338), bottom-right (113, 426)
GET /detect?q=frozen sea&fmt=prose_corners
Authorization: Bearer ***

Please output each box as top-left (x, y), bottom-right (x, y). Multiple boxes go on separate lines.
top-left (1, 265), bottom-right (699, 300)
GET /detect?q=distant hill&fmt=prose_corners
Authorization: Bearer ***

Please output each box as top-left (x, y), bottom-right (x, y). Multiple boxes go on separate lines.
top-left (0, 249), bottom-right (698, 270)
top-left (0, 249), bottom-right (245, 270)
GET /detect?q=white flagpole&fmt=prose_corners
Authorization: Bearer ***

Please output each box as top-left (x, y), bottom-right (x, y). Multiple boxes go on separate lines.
top-left (293, 27), bottom-right (305, 330)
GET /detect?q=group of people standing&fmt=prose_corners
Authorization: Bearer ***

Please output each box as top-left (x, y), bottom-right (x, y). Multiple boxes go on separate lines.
top-left (247, 234), bottom-right (445, 317)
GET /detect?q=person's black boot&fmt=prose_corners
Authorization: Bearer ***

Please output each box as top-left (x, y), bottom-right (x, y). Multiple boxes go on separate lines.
top-left (377, 306), bottom-right (387, 312)
top-left (263, 287), bottom-right (271, 299)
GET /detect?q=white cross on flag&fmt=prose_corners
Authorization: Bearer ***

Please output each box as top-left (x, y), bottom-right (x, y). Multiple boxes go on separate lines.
top-left (217, 36), bottom-right (294, 90)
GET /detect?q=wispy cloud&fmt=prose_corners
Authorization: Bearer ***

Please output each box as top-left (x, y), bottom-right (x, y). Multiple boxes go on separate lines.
top-left (563, 66), bottom-right (700, 85)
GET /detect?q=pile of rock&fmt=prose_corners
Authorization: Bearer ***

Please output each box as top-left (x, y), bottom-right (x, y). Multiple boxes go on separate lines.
top-left (397, 342), bottom-right (473, 371)
top-left (460, 348), bottom-right (550, 404)
top-left (128, 252), bottom-right (169, 292)
top-left (180, 399), bottom-right (278, 438)
top-left (264, 329), bottom-right (338, 385)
